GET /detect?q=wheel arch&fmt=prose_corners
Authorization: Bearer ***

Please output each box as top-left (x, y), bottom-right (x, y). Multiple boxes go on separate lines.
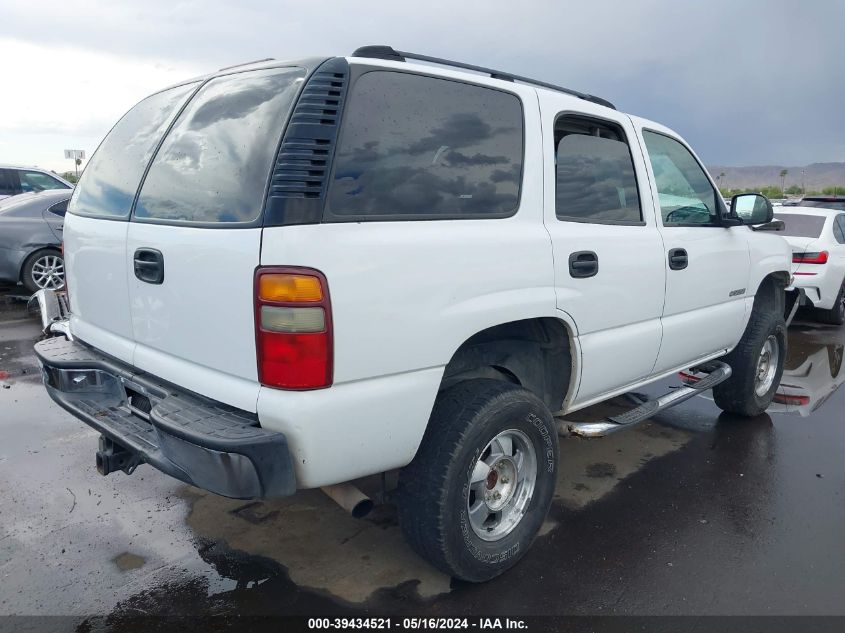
top-left (440, 316), bottom-right (576, 413)
top-left (752, 271), bottom-right (790, 316)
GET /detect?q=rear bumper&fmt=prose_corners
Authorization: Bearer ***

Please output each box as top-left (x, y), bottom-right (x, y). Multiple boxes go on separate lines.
top-left (34, 335), bottom-right (296, 499)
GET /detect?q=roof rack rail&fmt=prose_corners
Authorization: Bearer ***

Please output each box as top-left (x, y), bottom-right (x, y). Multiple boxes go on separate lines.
top-left (218, 58), bottom-right (275, 71)
top-left (350, 45), bottom-right (615, 110)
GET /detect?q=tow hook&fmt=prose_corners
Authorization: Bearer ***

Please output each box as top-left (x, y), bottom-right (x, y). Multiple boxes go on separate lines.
top-left (95, 435), bottom-right (140, 476)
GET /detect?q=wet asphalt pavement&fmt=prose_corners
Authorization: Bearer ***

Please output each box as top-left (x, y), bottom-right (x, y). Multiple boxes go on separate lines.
top-left (1, 286), bottom-right (844, 629)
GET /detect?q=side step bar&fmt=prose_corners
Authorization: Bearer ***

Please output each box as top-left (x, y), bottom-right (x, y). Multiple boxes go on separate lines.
top-left (566, 361), bottom-right (732, 438)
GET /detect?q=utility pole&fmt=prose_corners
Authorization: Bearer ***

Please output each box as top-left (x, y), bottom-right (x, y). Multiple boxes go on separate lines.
top-left (802, 168), bottom-right (806, 197)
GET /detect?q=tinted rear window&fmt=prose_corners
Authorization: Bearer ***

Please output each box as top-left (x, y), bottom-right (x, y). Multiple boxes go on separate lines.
top-left (70, 82), bottom-right (198, 219)
top-left (775, 213), bottom-right (827, 238)
top-left (801, 199), bottom-right (845, 211)
top-left (325, 71), bottom-right (523, 220)
top-left (134, 67), bottom-right (305, 224)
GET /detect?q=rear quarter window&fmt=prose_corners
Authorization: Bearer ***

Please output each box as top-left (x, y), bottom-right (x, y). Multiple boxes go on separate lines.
top-left (134, 67), bottom-right (306, 224)
top-left (70, 82), bottom-right (198, 219)
top-left (325, 71), bottom-right (524, 221)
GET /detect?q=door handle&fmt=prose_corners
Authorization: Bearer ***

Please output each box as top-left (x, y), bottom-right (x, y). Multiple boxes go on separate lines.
top-left (133, 248), bottom-right (164, 284)
top-left (668, 248), bottom-right (689, 271)
top-left (569, 251), bottom-right (599, 278)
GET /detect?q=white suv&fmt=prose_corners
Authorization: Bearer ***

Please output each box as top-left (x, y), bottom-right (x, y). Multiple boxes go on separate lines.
top-left (35, 46), bottom-right (792, 581)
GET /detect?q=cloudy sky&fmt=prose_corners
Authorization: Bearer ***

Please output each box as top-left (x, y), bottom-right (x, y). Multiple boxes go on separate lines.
top-left (1, 0), bottom-right (842, 173)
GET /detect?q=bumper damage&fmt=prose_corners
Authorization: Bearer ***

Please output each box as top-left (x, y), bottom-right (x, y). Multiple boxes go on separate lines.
top-left (34, 334), bottom-right (296, 499)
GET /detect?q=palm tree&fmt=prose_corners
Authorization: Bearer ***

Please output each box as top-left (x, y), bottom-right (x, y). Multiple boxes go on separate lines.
top-left (780, 169), bottom-right (788, 198)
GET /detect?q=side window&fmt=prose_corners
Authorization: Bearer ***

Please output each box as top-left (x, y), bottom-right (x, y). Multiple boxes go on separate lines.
top-left (49, 199), bottom-right (68, 217)
top-left (325, 71), bottom-right (523, 220)
top-left (0, 169), bottom-right (21, 196)
top-left (835, 216), bottom-right (845, 244)
top-left (642, 130), bottom-right (721, 226)
top-left (555, 117), bottom-right (642, 224)
top-left (135, 67), bottom-right (306, 224)
top-left (70, 82), bottom-right (198, 219)
top-left (0, 169), bottom-right (12, 196)
top-left (19, 171), bottom-right (68, 193)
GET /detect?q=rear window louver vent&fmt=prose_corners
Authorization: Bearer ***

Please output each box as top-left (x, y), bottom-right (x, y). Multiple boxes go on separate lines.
top-left (264, 58), bottom-right (349, 226)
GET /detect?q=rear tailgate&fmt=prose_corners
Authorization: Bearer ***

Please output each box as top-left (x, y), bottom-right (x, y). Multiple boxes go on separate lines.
top-left (65, 81), bottom-right (199, 363)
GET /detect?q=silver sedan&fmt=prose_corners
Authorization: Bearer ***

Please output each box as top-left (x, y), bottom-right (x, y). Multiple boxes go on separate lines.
top-left (0, 190), bottom-right (69, 293)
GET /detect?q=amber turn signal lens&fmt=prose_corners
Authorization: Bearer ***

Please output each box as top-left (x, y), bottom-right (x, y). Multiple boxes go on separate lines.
top-left (259, 274), bottom-right (323, 302)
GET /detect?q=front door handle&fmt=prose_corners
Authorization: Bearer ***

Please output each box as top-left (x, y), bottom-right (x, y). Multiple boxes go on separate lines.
top-left (569, 251), bottom-right (599, 278)
top-left (133, 248), bottom-right (164, 284)
top-left (668, 248), bottom-right (689, 271)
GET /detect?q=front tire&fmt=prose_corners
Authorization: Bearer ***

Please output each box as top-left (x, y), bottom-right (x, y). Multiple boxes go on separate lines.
top-left (397, 379), bottom-right (558, 582)
top-left (713, 310), bottom-right (786, 417)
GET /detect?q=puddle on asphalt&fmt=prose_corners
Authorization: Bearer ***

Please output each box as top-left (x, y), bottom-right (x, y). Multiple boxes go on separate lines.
top-left (182, 417), bottom-right (691, 604)
top-left (113, 552), bottom-right (146, 571)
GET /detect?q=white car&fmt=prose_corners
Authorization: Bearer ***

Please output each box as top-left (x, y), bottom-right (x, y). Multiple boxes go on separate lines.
top-left (775, 207), bottom-right (845, 324)
top-left (33, 46), bottom-right (792, 582)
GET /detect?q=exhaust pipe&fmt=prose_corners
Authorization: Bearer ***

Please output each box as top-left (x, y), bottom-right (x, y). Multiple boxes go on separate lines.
top-left (321, 483), bottom-right (374, 518)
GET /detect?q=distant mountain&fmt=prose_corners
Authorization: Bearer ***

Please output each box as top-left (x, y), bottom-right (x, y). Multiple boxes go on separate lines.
top-left (706, 162), bottom-right (845, 191)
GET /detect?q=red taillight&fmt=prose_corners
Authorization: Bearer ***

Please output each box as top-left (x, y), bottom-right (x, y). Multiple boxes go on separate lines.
top-left (792, 251), bottom-right (828, 264)
top-left (255, 267), bottom-right (332, 390)
top-left (773, 393), bottom-right (810, 406)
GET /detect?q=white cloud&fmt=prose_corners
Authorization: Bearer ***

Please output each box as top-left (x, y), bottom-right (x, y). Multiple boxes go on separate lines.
top-left (0, 38), bottom-right (204, 172)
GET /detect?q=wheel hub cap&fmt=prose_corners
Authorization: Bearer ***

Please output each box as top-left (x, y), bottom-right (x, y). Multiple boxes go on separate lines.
top-left (31, 255), bottom-right (65, 290)
top-left (484, 457), bottom-right (517, 511)
top-left (755, 335), bottom-right (779, 397)
top-left (466, 429), bottom-right (538, 542)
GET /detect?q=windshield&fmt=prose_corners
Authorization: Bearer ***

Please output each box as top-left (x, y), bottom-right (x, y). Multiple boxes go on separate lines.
top-left (774, 213), bottom-right (827, 238)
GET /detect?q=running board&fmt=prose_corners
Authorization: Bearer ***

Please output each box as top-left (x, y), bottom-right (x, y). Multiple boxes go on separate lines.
top-left (566, 361), bottom-right (732, 438)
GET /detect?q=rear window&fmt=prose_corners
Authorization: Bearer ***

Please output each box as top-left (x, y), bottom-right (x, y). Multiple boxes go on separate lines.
top-left (70, 82), bottom-right (198, 219)
top-left (801, 199), bottom-right (845, 212)
top-left (134, 67), bottom-right (306, 224)
top-left (774, 213), bottom-right (827, 238)
top-left (325, 71), bottom-right (523, 220)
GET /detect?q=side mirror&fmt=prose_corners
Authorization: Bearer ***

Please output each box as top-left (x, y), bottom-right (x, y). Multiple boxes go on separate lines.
top-left (731, 193), bottom-right (773, 225)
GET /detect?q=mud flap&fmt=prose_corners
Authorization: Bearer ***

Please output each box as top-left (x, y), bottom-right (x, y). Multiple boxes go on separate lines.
top-left (785, 288), bottom-right (805, 328)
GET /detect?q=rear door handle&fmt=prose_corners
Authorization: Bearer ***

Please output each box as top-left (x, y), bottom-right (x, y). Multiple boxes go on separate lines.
top-left (133, 248), bottom-right (164, 284)
top-left (668, 248), bottom-right (689, 271)
top-left (569, 251), bottom-right (599, 278)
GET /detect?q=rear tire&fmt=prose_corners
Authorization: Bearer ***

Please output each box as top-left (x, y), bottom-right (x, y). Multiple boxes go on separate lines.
top-left (21, 248), bottom-right (65, 294)
top-left (815, 281), bottom-right (845, 326)
top-left (713, 310), bottom-right (786, 417)
top-left (397, 379), bottom-right (558, 582)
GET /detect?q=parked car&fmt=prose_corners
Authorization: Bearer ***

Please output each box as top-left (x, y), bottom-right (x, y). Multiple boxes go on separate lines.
top-left (774, 207), bottom-right (845, 324)
top-left (0, 190), bottom-right (68, 292)
top-left (33, 46), bottom-right (792, 582)
top-left (800, 196), bottom-right (845, 212)
top-left (0, 165), bottom-right (73, 200)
